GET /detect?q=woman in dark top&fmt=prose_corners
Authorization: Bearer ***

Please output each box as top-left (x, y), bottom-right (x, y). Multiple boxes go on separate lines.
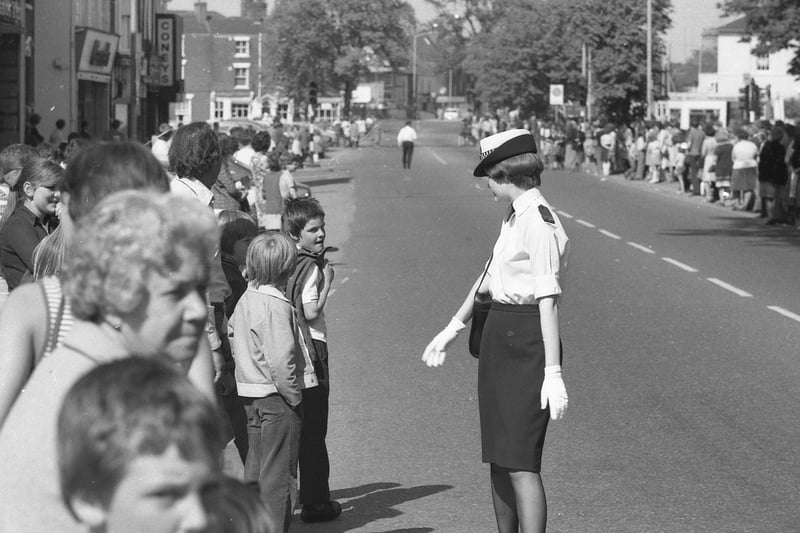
top-left (757, 125), bottom-right (788, 224)
top-left (713, 130), bottom-right (734, 205)
top-left (0, 158), bottom-right (61, 290)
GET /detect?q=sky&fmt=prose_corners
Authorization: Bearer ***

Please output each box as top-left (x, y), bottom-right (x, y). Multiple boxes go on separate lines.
top-left (168, 0), bottom-right (725, 62)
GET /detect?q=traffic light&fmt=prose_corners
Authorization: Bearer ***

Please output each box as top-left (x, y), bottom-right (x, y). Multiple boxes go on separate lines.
top-left (309, 82), bottom-right (318, 108)
top-left (749, 80), bottom-right (760, 119)
top-left (739, 84), bottom-right (750, 113)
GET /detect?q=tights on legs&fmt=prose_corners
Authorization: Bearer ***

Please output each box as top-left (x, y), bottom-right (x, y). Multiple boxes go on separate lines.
top-left (490, 463), bottom-right (547, 533)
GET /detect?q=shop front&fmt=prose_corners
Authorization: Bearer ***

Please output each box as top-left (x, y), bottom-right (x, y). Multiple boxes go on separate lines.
top-left (75, 27), bottom-right (119, 139)
top-left (0, 0), bottom-right (25, 147)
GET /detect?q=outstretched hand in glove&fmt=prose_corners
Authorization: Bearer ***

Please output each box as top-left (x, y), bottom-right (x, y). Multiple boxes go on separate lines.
top-left (421, 317), bottom-right (465, 367)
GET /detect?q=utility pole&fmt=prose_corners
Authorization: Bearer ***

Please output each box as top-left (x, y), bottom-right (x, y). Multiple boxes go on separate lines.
top-left (646, 0), bottom-right (653, 120)
top-left (583, 42), bottom-right (592, 126)
top-left (412, 33), bottom-right (417, 117)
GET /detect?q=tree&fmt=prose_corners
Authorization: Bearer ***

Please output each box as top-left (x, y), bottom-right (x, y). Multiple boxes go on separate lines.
top-left (267, 0), bottom-right (414, 118)
top-left (574, 0), bottom-right (672, 123)
top-left (458, 0), bottom-right (672, 123)
top-left (719, 0), bottom-right (800, 77)
top-left (461, 0), bottom-right (582, 117)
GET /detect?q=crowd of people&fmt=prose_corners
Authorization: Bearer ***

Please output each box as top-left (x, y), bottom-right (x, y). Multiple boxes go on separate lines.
top-left (0, 119), bottom-right (343, 532)
top-left (465, 111), bottom-right (800, 229)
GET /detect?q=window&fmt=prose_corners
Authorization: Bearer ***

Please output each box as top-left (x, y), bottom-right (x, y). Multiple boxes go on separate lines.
top-left (756, 54), bottom-right (769, 71)
top-left (234, 67), bottom-right (249, 87)
top-left (214, 101), bottom-right (224, 119)
top-left (234, 38), bottom-right (250, 57)
top-left (231, 103), bottom-right (249, 118)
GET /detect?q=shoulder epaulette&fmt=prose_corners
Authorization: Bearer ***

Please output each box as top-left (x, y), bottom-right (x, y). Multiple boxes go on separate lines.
top-left (538, 205), bottom-right (555, 224)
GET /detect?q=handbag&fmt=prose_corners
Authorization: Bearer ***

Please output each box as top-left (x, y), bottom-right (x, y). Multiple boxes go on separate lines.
top-left (468, 255), bottom-right (492, 358)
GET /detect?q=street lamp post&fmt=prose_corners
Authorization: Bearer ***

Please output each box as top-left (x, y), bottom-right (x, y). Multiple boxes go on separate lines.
top-left (646, 0), bottom-right (653, 119)
top-left (412, 32), bottom-right (418, 117)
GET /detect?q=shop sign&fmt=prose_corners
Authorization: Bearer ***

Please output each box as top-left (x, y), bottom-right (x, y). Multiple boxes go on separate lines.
top-left (76, 28), bottom-right (120, 83)
top-left (153, 14), bottom-right (176, 87)
top-left (0, 0), bottom-right (22, 27)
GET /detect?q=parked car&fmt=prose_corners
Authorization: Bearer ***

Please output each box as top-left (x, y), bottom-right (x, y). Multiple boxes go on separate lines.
top-left (443, 107), bottom-right (460, 120)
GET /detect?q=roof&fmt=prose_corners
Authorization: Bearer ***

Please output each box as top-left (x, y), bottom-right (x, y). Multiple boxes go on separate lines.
top-left (715, 17), bottom-right (748, 36)
top-left (172, 10), bottom-right (264, 35)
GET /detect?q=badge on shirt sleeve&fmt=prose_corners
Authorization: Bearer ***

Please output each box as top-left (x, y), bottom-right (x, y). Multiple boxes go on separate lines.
top-left (538, 205), bottom-right (555, 224)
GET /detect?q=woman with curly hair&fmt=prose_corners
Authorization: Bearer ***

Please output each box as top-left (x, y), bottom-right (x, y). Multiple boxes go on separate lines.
top-left (0, 142), bottom-right (204, 429)
top-left (0, 190), bottom-right (220, 532)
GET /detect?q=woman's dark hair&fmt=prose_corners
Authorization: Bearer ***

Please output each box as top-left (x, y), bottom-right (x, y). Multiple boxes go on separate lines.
top-left (168, 122), bottom-right (220, 179)
top-left (486, 152), bottom-right (545, 190)
top-left (281, 197), bottom-right (325, 238)
top-left (20, 157), bottom-right (63, 190)
top-left (252, 131), bottom-right (272, 154)
top-left (218, 133), bottom-right (238, 157)
top-left (61, 141), bottom-right (169, 222)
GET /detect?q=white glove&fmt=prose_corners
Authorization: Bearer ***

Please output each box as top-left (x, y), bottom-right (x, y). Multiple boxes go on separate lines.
top-left (421, 317), bottom-right (466, 367)
top-left (540, 365), bottom-right (568, 420)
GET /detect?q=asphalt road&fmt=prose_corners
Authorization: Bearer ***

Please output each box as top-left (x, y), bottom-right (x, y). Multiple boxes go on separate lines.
top-left (292, 120), bottom-right (800, 533)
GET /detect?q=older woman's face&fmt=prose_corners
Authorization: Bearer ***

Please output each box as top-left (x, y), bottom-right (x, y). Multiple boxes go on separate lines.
top-left (123, 258), bottom-right (208, 370)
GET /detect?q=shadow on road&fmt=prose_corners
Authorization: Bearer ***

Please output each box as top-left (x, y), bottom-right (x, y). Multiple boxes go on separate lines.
top-left (659, 215), bottom-right (800, 249)
top-left (292, 482), bottom-right (451, 532)
top-left (301, 176), bottom-right (354, 187)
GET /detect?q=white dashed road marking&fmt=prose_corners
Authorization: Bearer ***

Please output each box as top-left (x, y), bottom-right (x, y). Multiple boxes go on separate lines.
top-left (340, 277), bottom-right (350, 285)
top-left (627, 241), bottom-right (656, 254)
top-left (706, 278), bottom-right (753, 297)
top-left (430, 151), bottom-right (447, 165)
top-left (661, 257), bottom-right (698, 273)
top-left (767, 306), bottom-right (800, 324)
top-left (563, 213), bottom-right (800, 326)
top-left (598, 229), bottom-right (621, 240)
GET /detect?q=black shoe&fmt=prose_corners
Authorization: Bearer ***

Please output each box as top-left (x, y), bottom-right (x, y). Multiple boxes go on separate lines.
top-left (301, 501), bottom-right (342, 523)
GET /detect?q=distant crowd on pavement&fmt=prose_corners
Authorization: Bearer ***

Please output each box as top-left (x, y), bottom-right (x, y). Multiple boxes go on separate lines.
top-left (456, 109), bottom-right (800, 230)
top-left (0, 111), bottom-right (357, 531)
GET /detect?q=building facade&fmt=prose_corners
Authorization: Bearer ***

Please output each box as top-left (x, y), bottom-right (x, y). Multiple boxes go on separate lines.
top-left (696, 17), bottom-right (800, 122)
top-left (173, 3), bottom-right (264, 124)
top-left (0, 0), bottom-right (27, 146)
top-left (20, 0), bottom-right (180, 144)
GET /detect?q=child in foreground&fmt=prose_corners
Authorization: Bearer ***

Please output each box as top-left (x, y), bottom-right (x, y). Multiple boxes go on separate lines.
top-left (56, 357), bottom-right (224, 533)
top-left (229, 232), bottom-right (318, 532)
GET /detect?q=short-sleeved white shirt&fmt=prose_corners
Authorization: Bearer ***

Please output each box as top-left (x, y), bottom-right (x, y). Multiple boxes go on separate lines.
top-left (301, 265), bottom-right (327, 342)
top-left (487, 188), bottom-right (569, 304)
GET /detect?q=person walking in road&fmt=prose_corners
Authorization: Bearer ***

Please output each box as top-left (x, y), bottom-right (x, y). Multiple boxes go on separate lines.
top-left (422, 129), bottom-right (570, 533)
top-left (397, 120), bottom-right (417, 169)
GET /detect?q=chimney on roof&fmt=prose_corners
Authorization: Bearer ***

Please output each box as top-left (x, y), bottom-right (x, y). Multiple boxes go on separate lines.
top-left (194, 2), bottom-right (207, 23)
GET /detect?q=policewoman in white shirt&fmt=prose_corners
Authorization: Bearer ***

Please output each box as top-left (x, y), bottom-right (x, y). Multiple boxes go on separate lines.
top-left (423, 129), bottom-right (569, 533)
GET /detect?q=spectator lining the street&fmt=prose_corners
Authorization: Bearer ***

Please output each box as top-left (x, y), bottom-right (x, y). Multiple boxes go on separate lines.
top-left (731, 128), bottom-right (759, 211)
top-left (57, 357), bottom-right (224, 533)
top-left (0, 157), bottom-right (62, 290)
top-left (229, 232), bottom-right (318, 532)
top-left (213, 133), bottom-right (247, 212)
top-left (282, 197), bottom-right (341, 523)
top-left (0, 142), bottom-right (185, 431)
top-left (713, 129), bottom-right (734, 205)
top-left (757, 125), bottom-right (789, 224)
top-left (0, 144), bottom-right (38, 230)
top-left (0, 191), bottom-right (219, 532)
top-left (251, 131), bottom-right (297, 231)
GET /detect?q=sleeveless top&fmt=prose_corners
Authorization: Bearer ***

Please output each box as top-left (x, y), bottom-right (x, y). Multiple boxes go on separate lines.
top-left (37, 276), bottom-right (74, 365)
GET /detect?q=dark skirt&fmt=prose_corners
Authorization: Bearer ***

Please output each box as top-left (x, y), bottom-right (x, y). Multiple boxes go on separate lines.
top-left (731, 167), bottom-right (757, 192)
top-left (478, 302), bottom-right (550, 472)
